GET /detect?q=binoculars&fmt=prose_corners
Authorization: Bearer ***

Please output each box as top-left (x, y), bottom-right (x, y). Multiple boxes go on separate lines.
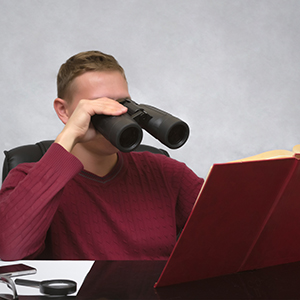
top-left (91, 98), bottom-right (190, 152)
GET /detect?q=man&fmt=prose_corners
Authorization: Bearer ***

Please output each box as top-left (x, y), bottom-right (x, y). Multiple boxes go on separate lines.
top-left (0, 51), bottom-right (204, 260)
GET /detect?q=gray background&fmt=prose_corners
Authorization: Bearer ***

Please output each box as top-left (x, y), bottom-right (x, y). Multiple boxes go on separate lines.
top-left (1, 0), bottom-right (300, 181)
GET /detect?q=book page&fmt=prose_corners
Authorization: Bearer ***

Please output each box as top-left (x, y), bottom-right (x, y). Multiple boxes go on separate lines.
top-left (293, 144), bottom-right (300, 158)
top-left (230, 144), bottom-right (300, 163)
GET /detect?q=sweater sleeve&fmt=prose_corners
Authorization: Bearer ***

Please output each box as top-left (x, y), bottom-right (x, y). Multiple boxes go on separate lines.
top-left (0, 143), bottom-right (83, 260)
top-left (174, 163), bottom-right (204, 232)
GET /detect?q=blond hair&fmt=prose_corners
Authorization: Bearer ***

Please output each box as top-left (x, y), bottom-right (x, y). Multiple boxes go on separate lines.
top-left (57, 50), bottom-right (126, 100)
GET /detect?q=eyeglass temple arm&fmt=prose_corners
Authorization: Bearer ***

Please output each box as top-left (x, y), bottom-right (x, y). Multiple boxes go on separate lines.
top-left (0, 275), bottom-right (18, 299)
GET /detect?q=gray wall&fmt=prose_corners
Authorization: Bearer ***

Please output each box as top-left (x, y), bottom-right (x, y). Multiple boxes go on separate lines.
top-left (1, 0), bottom-right (300, 180)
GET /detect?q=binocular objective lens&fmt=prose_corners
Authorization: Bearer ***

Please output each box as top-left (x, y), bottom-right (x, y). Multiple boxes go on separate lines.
top-left (120, 127), bottom-right (140, 148)
top-left (168, 124), bottom-right (187, 146)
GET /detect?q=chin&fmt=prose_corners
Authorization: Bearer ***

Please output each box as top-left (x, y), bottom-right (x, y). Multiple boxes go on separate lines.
top-left (84, 139), bottom-right (119, 156)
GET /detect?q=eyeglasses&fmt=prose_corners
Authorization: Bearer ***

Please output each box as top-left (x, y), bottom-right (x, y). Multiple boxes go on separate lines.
top-left (0, 276), bottom-right (18, 300)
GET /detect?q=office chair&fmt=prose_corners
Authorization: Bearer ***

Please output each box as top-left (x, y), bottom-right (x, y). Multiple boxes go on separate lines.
top-left (2, 140), bottom-right (169, 183)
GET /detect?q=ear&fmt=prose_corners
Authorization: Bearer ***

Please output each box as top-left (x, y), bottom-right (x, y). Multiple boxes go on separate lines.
top-left (53, 98), bottom-right (70, 125)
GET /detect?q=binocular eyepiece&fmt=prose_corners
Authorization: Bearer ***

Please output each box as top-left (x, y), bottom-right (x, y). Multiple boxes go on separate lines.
top-left (91, 98), bottom-right (189, 152)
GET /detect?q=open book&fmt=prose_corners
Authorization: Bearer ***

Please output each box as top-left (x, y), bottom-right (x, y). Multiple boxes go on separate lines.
top-left (155, 145), bottom-right (300, 287)
top-left (231, 144), bottom-right (300, 162)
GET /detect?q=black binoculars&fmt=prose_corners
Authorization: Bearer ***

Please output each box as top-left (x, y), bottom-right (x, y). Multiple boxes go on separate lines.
top-left (91, 98), bottom-right (190, 152)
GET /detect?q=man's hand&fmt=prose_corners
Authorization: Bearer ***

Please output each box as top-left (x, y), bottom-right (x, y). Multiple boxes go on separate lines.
top-left (55, 98), bottom-right (128, 152)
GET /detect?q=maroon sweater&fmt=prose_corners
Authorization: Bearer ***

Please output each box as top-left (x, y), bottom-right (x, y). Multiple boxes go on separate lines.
top-left (0, 143), bottom-right (203, 260)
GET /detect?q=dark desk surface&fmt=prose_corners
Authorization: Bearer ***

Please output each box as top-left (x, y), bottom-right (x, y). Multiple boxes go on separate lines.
top-left (10, 260), bottom-right (300, 299)
top-left (77, 260), bottom-right (300, 300)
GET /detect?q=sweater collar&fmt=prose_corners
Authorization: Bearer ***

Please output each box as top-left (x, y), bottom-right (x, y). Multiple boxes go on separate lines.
top-left (78, 152), bottom-right (125, 183)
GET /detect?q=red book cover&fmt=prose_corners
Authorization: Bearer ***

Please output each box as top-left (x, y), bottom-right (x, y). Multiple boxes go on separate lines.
top-left (155, 146), bottom-right (300, 287)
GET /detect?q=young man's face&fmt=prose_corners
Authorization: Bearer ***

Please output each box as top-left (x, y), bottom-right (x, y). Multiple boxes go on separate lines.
top-left (67, 70), bottom-right (131, 154)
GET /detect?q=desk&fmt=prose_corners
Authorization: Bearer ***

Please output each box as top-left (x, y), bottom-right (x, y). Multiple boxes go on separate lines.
top-left (78, 260), bottom-right (300, 299)
top-left (2, 260), bottom-right (300, 299)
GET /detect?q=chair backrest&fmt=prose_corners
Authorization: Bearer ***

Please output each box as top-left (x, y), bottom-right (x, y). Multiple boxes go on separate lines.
top-left (2, 140), bottom-right (169, 183)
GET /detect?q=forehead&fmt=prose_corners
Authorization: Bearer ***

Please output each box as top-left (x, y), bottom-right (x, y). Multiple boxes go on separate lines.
top-left (68, 71), bottom-right (129, 101)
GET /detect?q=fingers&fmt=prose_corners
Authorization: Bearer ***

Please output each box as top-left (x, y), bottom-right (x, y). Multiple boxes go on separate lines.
top-left (78, 98), bottom-right (128, 118)
top-left (55, 97), bottom-right (128, 152)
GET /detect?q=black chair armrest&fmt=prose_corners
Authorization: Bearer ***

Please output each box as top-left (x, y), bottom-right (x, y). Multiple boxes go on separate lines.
top-left (2, 140), bottom-right (54, 182)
